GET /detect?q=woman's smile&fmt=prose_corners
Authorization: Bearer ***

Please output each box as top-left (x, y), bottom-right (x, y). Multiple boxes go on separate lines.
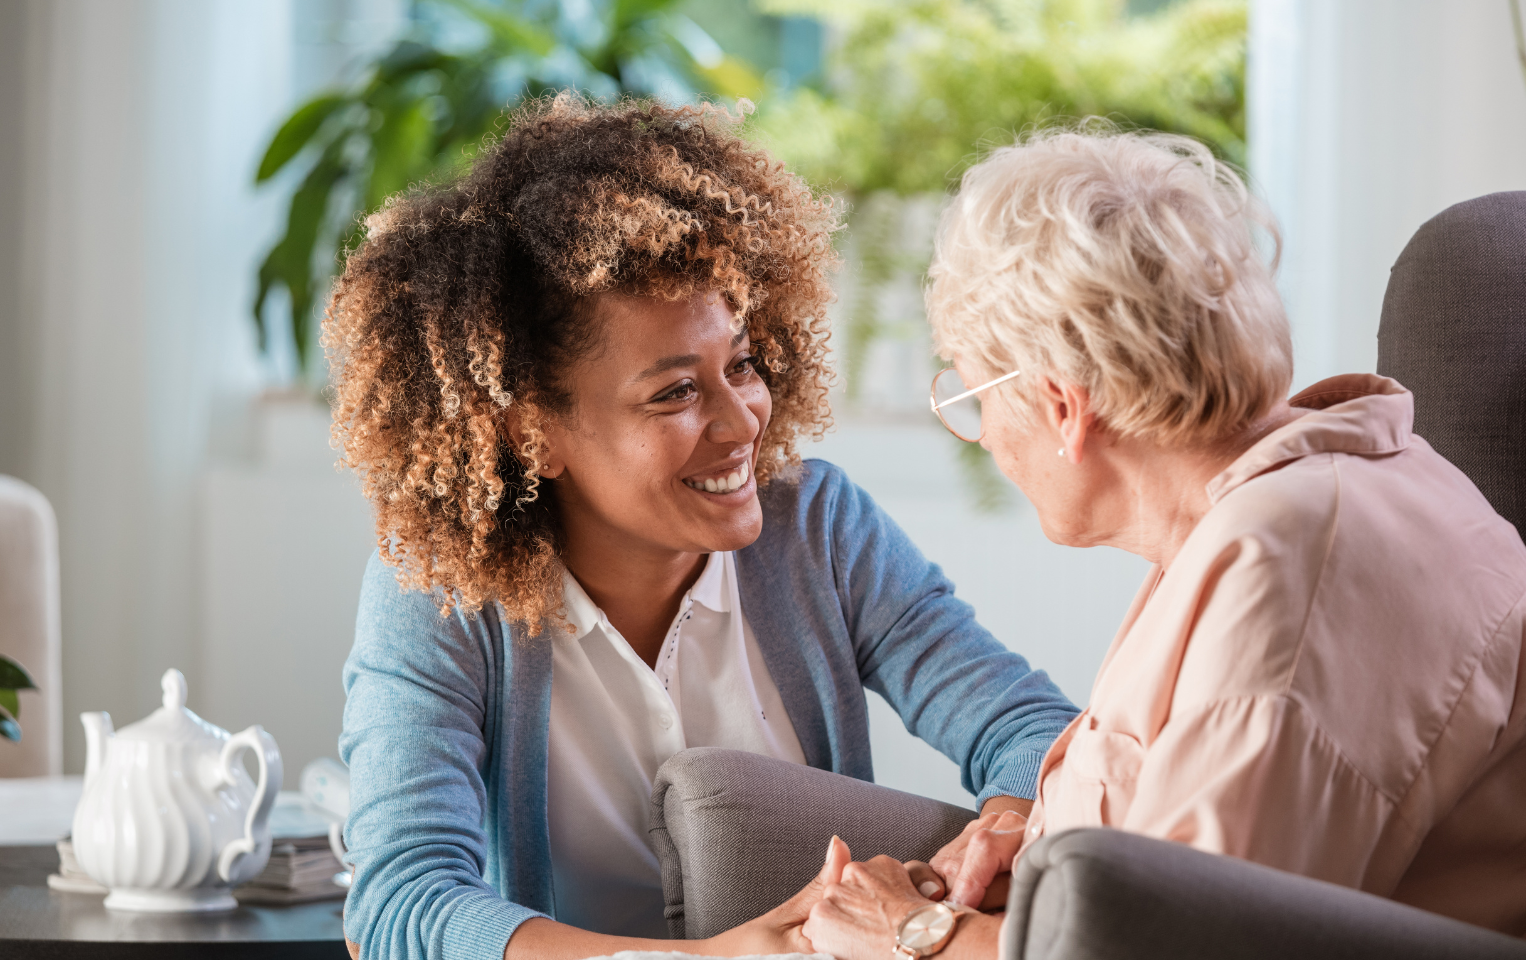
top-left (682, 458), bottom-right (751, 495)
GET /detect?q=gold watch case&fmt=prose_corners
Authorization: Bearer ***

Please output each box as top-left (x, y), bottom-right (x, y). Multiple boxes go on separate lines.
top-left (892, 901), bottom-right (964, 959)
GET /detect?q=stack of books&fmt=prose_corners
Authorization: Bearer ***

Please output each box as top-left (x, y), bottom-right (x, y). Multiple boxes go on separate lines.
top-left (48, 838), bottom-right (107, 894)
top-left (235, 834), bottom-right (347, 905)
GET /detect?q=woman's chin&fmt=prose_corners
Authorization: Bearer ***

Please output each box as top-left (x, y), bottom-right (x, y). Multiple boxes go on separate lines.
top-left (1036, 515), bottom-right (1085, 549)
top-left (681, 486), bottom-right (764, 552)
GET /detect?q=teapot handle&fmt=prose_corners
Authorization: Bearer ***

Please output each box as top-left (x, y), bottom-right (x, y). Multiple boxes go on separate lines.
top-left (216, 724), bottom-right (283, 884)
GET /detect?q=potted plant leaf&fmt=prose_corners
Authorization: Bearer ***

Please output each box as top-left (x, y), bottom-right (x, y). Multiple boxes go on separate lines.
top-left (0, 655), bottom-right (37, 742)
top-left (253, 0), bottom-right (763, 386)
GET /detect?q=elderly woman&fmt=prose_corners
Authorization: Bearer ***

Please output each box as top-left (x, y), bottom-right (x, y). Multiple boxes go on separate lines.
top-left (328, 96), bottom-right (1078, 960)
top-left (802, 127), bottom-right (1526, 959)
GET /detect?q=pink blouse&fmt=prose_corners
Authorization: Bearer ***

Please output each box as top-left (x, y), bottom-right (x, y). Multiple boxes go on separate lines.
top-left (1020, 374), bottom-right (1526, 935)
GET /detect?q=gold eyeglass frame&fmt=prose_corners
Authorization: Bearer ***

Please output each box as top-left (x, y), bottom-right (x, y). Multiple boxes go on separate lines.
top-left (929, 367), bottom-right (1022, 442)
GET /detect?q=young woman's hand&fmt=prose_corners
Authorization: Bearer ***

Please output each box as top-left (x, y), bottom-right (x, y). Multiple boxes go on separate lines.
top-left (703, 835), bottom-right (851, 956)
top-left (803, 854), bottom-right (1005, 960)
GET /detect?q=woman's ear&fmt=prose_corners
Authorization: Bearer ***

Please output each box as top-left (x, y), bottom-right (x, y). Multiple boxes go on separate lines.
top-left (1037, 377), bottom-right (1094, 464)
top-left (503, 410), bottom-right (567, 479)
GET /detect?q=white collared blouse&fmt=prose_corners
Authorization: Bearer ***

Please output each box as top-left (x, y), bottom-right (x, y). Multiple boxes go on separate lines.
top-left (545, 550), bottom-right (806, 937)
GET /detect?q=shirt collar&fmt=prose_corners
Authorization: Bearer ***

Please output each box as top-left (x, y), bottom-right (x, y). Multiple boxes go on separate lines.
top-left (559, 569), bottom-right (604, 643)
top-left (557, 551), bottom-right (732, 642)
top-left (688, 551), bottom-right (730, 614)
top-left (1205, 373), bottom-right (1414, 505)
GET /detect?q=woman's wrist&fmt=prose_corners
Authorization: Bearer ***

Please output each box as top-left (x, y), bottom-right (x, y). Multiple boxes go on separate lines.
top-left (937, 912), bottom-right (1003, 960)
top-left (978, 795), bottom-right (1032, 820)
top-left (504, 917), bottom-right (701, 960)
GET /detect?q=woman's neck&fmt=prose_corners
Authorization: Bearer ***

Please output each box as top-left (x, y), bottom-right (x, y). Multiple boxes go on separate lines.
top-left (560, 529), bottom-right (708, 668)
top-left (1095, 403), bottom-right (1302, 570)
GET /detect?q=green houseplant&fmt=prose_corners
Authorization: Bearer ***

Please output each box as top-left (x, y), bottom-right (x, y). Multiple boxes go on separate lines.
top-left (254, 0), bottom-right (761, 381)
top-left (752, 0), bottom-right (1247, 395)
top-left (1513, 0), bottom-right (1526, 86)
top-left (0, 655), bottom-right (37, 742)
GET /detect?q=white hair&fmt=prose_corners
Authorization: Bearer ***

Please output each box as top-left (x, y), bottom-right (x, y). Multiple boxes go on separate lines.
top-left (927, 123), bottom-right (1291, 445)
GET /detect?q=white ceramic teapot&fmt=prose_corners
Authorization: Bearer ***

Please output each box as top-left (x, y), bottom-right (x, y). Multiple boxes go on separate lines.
top-left (71, 668), bottom-right (282, 912)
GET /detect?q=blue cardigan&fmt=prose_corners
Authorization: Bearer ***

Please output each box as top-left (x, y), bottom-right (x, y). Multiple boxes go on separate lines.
top-left (339, 460), bottom-right (1078, 960)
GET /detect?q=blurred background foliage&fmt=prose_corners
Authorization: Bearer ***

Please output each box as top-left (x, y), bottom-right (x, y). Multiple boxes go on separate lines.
top-left (749, 0), bottom-right (1245, 406)
top-left (255, 0), bottom-right (1246, 384)
top-left (751, 0), bottom-right (1246, 193)
top-left (254, 0), bottom-right (1245, 507)
top-left (254, 0), bottom-right (771, 377)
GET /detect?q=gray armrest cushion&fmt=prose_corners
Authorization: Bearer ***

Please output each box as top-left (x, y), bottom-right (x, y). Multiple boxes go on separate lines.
top-left (649, 748), bottom-right (975, 939)
top-left (1004, 828), bottom-right (1526, 960)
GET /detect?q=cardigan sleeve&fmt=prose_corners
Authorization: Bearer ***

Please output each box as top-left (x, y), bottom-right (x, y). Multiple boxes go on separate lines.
top-left (339, 552), bottom-right (547, 960)
top-left (818, 463), bottom-right (1080, 805)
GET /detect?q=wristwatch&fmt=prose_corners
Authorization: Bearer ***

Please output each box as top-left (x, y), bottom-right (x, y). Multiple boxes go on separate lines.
top-left (892, 900), bottom-right (974, 959)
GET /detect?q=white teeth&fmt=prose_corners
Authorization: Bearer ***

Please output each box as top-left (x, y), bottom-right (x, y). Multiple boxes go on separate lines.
top-left (686, 460), bottom-right (750, 493)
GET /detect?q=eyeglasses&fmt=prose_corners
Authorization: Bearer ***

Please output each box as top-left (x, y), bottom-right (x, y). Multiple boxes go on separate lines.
top-left (929, 367), bottom-right (1021, 442)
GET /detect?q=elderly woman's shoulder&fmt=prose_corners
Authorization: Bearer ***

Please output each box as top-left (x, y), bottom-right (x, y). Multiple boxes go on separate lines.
top-left (1184, 433), bottom-right (1526, 646)
top-left (1203, 452), bottom-right (1344, 547)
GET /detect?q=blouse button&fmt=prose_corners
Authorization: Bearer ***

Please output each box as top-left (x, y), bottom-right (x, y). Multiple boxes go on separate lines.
top-left (657, 712), bottom-right (674, 730)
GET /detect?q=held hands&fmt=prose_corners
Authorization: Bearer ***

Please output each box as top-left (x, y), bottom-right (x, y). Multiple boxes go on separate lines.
top-left (714, 801), bottom-right (1029, 960)
top-left (802, 842), bottom-right (931, 960)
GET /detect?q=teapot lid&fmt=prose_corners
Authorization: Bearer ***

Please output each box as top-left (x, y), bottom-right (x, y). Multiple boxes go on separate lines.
top-left (114, 669), bottom-right (228, 743)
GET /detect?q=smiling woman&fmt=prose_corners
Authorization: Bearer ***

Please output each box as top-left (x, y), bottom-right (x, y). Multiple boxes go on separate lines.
top-left (324, 94), bottom-right (1078, 960)
top-left (327, 94), bottom-right (836, 633)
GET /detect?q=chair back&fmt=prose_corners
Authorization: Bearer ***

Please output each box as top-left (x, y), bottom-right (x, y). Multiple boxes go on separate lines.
top-left (1377, 191), bottom-right (1526, 537)
top-left (1004, 828), bottom-right (1526, 960)
top-left (0, 476), bottom-right (62, 777)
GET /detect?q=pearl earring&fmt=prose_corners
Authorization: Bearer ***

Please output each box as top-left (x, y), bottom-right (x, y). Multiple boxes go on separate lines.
top-left (1057, 447), bottom-right (1066, 458)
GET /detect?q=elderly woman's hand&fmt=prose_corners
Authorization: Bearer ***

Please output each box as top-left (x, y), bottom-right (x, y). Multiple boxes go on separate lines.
top-left (917, 807), bottom-right (1028, 909)
top-left (802, 854), bottom-right (930, 960)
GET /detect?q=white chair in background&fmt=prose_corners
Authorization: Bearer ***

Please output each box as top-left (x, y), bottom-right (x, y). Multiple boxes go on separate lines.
top-left (0, 475), bottom-right (62, 777)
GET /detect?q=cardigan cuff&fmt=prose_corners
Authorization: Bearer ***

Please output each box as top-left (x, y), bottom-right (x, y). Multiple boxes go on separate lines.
top-left (442, 891), bottom-right (547, 960)
top-left (975, 750), bottom-right (1045, 807)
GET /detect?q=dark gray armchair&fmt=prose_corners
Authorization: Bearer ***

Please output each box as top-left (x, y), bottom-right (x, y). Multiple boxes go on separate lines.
top-left (1377, 190), bottom-right (1526, 537)
top-left (648, 193), bottom-right (1526, 958)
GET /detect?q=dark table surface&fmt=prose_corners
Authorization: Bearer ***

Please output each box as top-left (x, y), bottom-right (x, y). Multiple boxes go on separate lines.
top-left (0, 844), bottom-right (348, 959)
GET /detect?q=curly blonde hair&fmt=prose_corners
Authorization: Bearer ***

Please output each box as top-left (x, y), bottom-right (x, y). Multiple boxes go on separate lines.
top-left (324, 95), bottom-right (840, 631)
top-left (928, 124), bottom-right (1290, 446)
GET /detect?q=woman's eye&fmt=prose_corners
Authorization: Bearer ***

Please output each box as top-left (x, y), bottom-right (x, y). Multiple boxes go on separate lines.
top-left (654, 381), bottom-right (697, 403)
top-left (730, 355), bottom-right (760, 378)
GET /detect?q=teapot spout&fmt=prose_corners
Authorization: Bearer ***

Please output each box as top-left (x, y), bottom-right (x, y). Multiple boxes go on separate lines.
top-left (81, 712), bottom-right (113, 788)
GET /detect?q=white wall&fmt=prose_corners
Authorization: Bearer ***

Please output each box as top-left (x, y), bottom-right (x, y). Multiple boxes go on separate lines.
top-left (4, 0), bottom-right (289, 773)
top-left (1250, 0), bottom-right (1526, 389)
top-left (199, 402), bottom-right (375, 778)
top-left (0, 0), bottom-right (395, 774)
